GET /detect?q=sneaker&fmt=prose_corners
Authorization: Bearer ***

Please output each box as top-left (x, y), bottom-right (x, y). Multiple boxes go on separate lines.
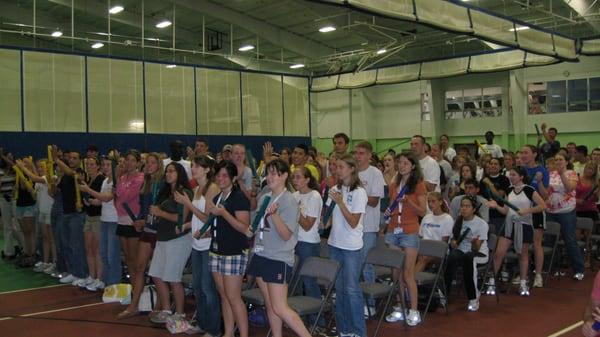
top-left (574, 273), bottom-right (584, 281)
top-left (72, 278), bottom-right (86, 287)
top-left (363, 305), bottom-right (376, 318)
top-left (86, 279), bottom-right (104, 292)
top-left (533, 274), bottom-right (543, 288)
top-left (511, 275), bottom-right (521, 285)
top-left (406, 309), bottom-right (421, 326)
top-left (34, 261), bottom-right (44, 268)
top-left (467, 298), bottom-right (479, 312)
top-left (43, 263), bottom-right (56, 275)
top-left (437, 289), bottom-right (447, 308)
top-left (96, 280), bottom-right (105, 290)
top-left (385, 306), bottom-right (405, 323)
top-left (33, 262), bottom-right (47, 272)
top-left (150, 310), bottom-right (172, 324)
top-left (59, 274), bottom-right (75, 283)
top-left (519, 282), bottom-right (530, 296)
top-left (485, 278), bottom-right (496, 296)
top-left (83, 276), bottom-right (95, 286)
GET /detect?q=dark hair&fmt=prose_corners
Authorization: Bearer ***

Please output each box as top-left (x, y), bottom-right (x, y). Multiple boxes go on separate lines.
top-left (281, 147), bottom-right (291, 155)
top-left (265, 159), bottom-right (290, 185)
top-left (394, 152), bottom-right (423, 194)
top-left (214, 160), bottom-right (238, 189)
top-left (333, 132), bottom-right (350, 144)
top-left (511, 166), bottom-right (530, 185)
top-left (576, 145), bottom-right (588, 156)
top-left (459, 163), bottom-right (477, 183)
top-left (295, 144), bottom-right (309, 155)
top-left (523, 144), bottom-right (538, 158)
top-left (412, 135), bottom-right (426, 145)
top-left (355, 140), bottom-right (373, 153)
top-left (485, 131), bottom-right (494, 137)
top-left (548, 127), bottom-right (558, 134)
top-left (294, 165), bottom-right (319, 191)
top-left (169, 140), bottom-right (184, 161)
top-left (452, 195), bottom-right (480, 240)
top-left (192, 155), bottom-right (216, 180)
top-left (125, 149), bottom-right (141, 162)
top-left (440, 134), bottom-right (449, 141)
top-left (463, 178), bottom-right (479, 188)
top-left (196, 138), bottom-right (208, 145)
top-left (157, 162), bottom-right (191, 204)
top-left (86, 156), bottom-right (101, 167)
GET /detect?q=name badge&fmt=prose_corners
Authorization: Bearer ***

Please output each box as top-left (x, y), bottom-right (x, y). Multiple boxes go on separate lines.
top-left (254, 245), bottom-right (264, 253)
top-left (394, 227), bottom-right (403, 235)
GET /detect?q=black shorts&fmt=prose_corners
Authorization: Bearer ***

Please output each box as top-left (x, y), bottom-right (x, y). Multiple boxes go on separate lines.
top-left (116, 224), bottom-right (141, 238)
top-left (246, 254), bottom-right (293, 284)
top-left (503, 223), bottom-right (534, 245)
top-left (532, 212), bottom-right (546, 230)
top-left (577, 211), bottom-right (599, 222)
top-left (139, 231), bottom-right (157, 249)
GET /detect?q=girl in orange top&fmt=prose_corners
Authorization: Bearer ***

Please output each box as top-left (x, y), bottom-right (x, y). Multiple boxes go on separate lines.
top-left (384, 152), bottom-right (427, 326)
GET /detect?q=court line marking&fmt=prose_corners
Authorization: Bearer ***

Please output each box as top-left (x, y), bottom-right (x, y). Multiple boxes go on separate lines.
top-left (547, 321), bottom-right (583, 337)
top-left (0, 302), bottom-right (106, 322)
top-left (0, 284), bottom-right (67, 295)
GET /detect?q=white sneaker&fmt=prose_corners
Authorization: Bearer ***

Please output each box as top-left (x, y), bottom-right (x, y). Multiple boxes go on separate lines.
top-left (519, 282), bottom-right (530, 296)
top-left (59, 274), bottom-right (75, 283)
top-left (96, 280), bottom-right (105, 290)
top-left (385, 306), bottom-right (406, 323)
top-left (511, 275), bottom-right (521, 285)
top-left (72, 278), bottom-right (87, 287)
top-left (533, 274), bottom-right (543, 288)
top-left (467, 298), bottom-right (479, 312)
top-left (485, 278), bottom-right (496, 296)
top-left (34, 261), bottom-right (44, 268)
top-left (83, 276), bottom-right (95, 286)
top-left (33, 262), bottom-right (47, 272)
top-left (43, 263), bottom-right (56, 275)
top-left (406, 309), bottom-right (421, 326)
top-left (86, 279), bottom-right (99, 291)
top-left (574, 273), bottom-right (584, 281)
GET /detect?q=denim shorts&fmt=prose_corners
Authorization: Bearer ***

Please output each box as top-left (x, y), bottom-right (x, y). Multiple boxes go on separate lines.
top-left (16, 205), bottom-right (36, 219)
top-left (385, 232), bottom-right (420, 249)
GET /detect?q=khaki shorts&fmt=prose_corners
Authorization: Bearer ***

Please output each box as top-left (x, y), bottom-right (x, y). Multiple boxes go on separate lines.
top-left (84, 216), bottom-right (102, 232)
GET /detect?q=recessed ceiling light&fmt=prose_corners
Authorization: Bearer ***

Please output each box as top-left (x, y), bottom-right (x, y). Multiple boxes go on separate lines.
top-left (290, 64), bottom-right (305, 69)
top-left (51, 31), bottom-right (63, 37)
top-left (109, 5), bottom-right (124, 14)
top-left (155, 20), bottom-right (172, 29)
top-left (238, 45), bottom-right (255, 52)
top-left (319, 26), bottom-right (336, 33)
top-left (91, 42), bottom-right (104, 49)
top-left (509, 26), bottom-right (530, 32)
top-left (376, 49), bottom-right (387, 55)
top-left (166, 64), bottom-right (177, 68)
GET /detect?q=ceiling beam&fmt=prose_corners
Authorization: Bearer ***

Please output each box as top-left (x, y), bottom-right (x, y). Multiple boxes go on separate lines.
top-left (171, 0), bottom-right (336, 59)
top-left (561, 0), bottom-right (600, 33)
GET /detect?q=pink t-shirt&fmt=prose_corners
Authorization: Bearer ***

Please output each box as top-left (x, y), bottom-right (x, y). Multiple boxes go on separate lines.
top-left (547, 170), bottom-right (577, 213)
top-left (592, 271), bottom-right (600, 302)
top-left (114, 172), bottom-right (144, 225)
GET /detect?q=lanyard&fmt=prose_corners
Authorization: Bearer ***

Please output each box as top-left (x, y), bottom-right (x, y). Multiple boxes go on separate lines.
top-left (258, 191), bottom-right (284, 241)
top-left (213, 190), bottom-right (232, 239)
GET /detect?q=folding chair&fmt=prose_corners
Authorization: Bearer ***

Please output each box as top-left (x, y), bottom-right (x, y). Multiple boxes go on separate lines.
top-left (319, 240), bottom-right (330, 258)
top-left (541, 221), bottom-right (561, 285)
top-left (242, 255), bottom-right (299, 307)
top-left (360, 247), bottom-right (405, 337)
top-left (287, 257), bottom-right (341, 335)
top-left (577, 217), bottom-right (594, 266)
top-left (478, 233), bottom-right (499, 303)
top-left (415, 239), bottom-right (449, 321)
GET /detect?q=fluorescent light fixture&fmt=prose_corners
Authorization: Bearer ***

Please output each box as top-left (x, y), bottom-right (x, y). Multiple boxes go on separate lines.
top-left (509, 26), bottom-right (530, 32)
top-left (552, 94), bottom-right (561, 98)
top-left (166, 64), bottom-right (177, 68)
top-left (290, 64), bottom-right (305, 69)
top-left (376, 49), bottom-right (387, 55)
top-left (109, 5), bottom-right (124, 14)
top-left (91, 42), bottom-right (104, 49)
top-left (319, 26), bottom-right (336, 33)
top-left (129, 120), bottom-right (144, 130)
top-left (155, 20), bottom-right (172, 28)
top-left (238, 45), bottom-right (255, 51)
top-left (51, 31), bottom-right (63, 37)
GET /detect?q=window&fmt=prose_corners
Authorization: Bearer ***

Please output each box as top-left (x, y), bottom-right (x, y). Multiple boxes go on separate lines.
top-left (591, 77), bottom-right (600, 111)
top-left (528, 78), bottom-right (599, 114)
top-left (421, 93), bottom-right (431, 121)
top-left (444, 87), bottom-right (502, 119)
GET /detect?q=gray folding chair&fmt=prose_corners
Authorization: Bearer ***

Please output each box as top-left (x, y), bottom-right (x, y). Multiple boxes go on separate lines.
top-left (478, 233), bottom-right (499, 303)
top-left (415, 239), bottom-right (449, 321)
top-left (542, 221), bottom-right (561, 285)
top-left (577, 217), bottom-right (594, 264)
top-left (360, 247), bottom-right (406, 337)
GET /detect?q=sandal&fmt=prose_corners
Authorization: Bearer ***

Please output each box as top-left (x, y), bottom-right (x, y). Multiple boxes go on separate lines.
top-left (117, 309), bottom-right (140, 319)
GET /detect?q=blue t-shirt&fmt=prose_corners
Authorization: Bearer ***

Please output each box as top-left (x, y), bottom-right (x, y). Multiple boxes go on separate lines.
top-left (526, 165), bottom-right (549, 192)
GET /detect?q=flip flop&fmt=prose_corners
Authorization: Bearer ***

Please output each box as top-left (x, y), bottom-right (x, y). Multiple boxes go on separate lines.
top-left (117, 309), bottom-right (140, 319)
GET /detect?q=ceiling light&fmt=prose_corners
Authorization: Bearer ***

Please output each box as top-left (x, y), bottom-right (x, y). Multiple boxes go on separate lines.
top-left (238, 45), bottom-right (255, 51)
top-left (290, 64), bottom-right (305, 69)
top-left (319, 26), bottom-right (336, 33)
top-left (109, 5), bottom-right (124, 14)
top-left (376, 49), bottom-right (387, 55)
top-left (51, 31), bottom-right (63, 37)
top-left (509, 26), bottom-right (530, 32)
top-left (166, 64), bottom-right (177, 68)
top-left (91, 42), bottom-right (104, 49)
top-left (155, 20), bottom-right (172, 28)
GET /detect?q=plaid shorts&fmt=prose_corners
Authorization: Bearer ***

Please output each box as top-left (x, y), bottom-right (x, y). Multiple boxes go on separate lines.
top-left (209, 251), bottom-right (249, 276)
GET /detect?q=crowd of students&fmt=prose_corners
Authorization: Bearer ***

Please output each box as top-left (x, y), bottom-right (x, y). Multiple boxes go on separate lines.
top-left (0, 124), bottom-right (599, 337)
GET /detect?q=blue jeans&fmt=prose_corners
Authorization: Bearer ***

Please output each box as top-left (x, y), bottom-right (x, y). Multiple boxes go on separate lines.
top-left (62, 212), bottom-right (87, 278)
top-left (329, 245), bottom-right (366, 337)
top-left (192, 249), bottom-right (221, 336)
top-left (50, 208), bottom-right (66, 273)
top-left (295, 241), bottom-right (324, 327)
top-left (547, 210), bottom-right (585, 274)
top-left (100, 222), bottom-right (122, 285)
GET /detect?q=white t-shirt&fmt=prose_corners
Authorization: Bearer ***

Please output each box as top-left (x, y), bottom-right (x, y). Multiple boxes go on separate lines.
top-left (327, 185), bottom-right (367, 251)
top-left (547, 170), bottom-right (577, 213)
top-left (358, 166), bottom-right (385, 233)
top-left (478, 144), bottom-right (503, 159)
top-left (191, 195), bottom-right (211, 251)
top-left (293, 190), bottom-right (323, 244)
top-left (35, 176), bottom-right (54, 214)
top-left (443, 147), bottom-right (456, 162)
top-left (100, 178), bottom-right (118, 222)
top-left (419, 213), bottom-right (454, 241)
top-left (163, 158), bottom-right (192, 180)
top-left (457, 215), bottom-right (489, 257)
top-left (419, 155), bottom-right (441, 192)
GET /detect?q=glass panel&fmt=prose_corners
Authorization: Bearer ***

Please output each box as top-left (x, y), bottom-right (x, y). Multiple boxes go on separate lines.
top-left (591, 77), bottom-right (600, 111)
top-left (23, 51), bottom-right (85, 132)
top-left (196, 68), bottom-right (241, 135)
top-left (241, 73), bottom-right (283, 136)
top-left (145, 63), bottom-right (195, 134)
top-left (547, 80), bottom-right (566, 113)
top-left (463, 88), bottom-right (482, 118)
top-left (568, 79), bottom-right (588, 112)
top-left (528, 83), bottom-right (547, 114)
top-left (283, 76), bottom-right (309, 137)
top-left (421, 92), bottom-right (430, 121)
top-left (88, 57), bottom-right (144, 133)
top-left (482, 87), bottom-right (502, 117)
top-left (445, 90), bottom-right (463, 120)
top-left (0, 49), bottom-right (22, 131)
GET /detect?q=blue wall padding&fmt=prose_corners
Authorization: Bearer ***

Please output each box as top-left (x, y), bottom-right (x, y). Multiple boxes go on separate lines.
top-left (0, 132), bottom-right (309, 160)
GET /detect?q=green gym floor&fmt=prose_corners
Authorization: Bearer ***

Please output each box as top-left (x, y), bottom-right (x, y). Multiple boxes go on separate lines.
top-left (0, 239), bottom-right (59, 292)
